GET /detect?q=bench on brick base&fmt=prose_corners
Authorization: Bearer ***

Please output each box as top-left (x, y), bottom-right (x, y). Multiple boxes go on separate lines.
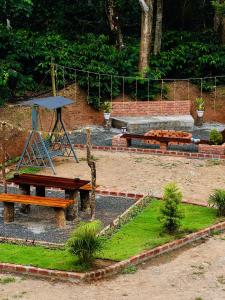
top-left (79, 183), bottom-right (99, 212)
top-left (0, 194), bottom-right (74, 228)
top-left (112, 133), bottom-right (208, 150)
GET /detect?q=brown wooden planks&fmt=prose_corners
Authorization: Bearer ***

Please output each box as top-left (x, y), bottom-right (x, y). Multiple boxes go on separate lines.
top-left (0, 194), bottom-right (74, 208)
top-left (7, 174), bottom-right (90, 190)
top-left (79, 183), bottom-right (99, 191)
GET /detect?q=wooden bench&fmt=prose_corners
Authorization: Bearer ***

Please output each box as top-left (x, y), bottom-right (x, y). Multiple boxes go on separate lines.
top-left (79, 183), bottom-right (99, 212)
top-left (0, 194), bottom-right (74, 228)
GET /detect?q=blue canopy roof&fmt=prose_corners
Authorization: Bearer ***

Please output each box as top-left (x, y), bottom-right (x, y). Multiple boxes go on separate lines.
top-left (20, 96), bottom-right (74, 110)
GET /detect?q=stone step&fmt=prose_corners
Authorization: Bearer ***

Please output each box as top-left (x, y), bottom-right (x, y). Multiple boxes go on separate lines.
top-left (111, 115), bottom-right (194, 133)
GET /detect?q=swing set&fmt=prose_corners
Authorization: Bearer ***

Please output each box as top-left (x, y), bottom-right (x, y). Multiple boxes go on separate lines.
top-left (17, 96), bottom-right (78, 174)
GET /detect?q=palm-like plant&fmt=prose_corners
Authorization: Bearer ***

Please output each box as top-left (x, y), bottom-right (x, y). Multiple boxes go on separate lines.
top-left (209, 189), bottom-right (225, 216)
top-left (66, 220), bottom-right (103, 265)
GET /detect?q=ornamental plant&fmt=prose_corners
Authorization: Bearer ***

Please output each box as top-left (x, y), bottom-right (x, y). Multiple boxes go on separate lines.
top-left (195, 97), bottom-right (205, 111)
top-left (209, 128), bottom-right (223, 145)
top-left (159, 182), bottom-right (184, 234)
top-left (208, 189), bottom-right (225, 216)
top-left (101, 101), bottom-right (112, 113)
top-left (66, 220), bottom-right (103, 266)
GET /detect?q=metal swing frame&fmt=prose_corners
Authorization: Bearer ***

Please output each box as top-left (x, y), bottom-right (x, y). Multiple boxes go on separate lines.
top-left (17, 96), bottom-right (78, 174)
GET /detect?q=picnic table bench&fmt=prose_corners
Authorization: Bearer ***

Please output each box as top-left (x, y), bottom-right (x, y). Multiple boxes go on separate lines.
top-left (7, 174), bottom-right (95, 219)
top-left (0, 193), bottom-right (74, 228)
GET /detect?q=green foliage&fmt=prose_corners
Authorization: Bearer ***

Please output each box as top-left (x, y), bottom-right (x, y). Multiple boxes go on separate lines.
top-left (159, 183), bottom-right (184, 234)
top-left (195, 97), bottom-right (205, 111)
top-left (66, 221), bottom-right (103, 265)
top-left (209, 189), bottom-right (225, 216)
top-left (121, 265), bottom-right (137, 274)
top-left (101, 101), bottom-right (112, 113)
top-left (209, 128), bottom-right (223, 145)
top-left (212, 0), bottom-right (225, 15)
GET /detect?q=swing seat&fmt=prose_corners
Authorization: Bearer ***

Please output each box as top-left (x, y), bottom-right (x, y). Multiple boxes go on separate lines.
top-left (31, 140), bottom-right (64, 160)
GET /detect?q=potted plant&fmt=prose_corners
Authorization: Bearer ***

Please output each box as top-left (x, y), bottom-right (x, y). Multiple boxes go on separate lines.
top-left (101, 101), bottom-right (112, 120)
top-left (195, 97), bottom-right (205, 118)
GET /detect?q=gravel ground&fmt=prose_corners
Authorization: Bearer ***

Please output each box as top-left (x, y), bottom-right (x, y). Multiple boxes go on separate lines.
top-left (0, 185), bottom-right (134, 243)
top-left (71, 123), bottom-right (225, 152)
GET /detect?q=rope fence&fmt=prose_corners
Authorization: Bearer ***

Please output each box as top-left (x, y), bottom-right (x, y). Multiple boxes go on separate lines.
top-left (54, 64), bottom-right (225, 112)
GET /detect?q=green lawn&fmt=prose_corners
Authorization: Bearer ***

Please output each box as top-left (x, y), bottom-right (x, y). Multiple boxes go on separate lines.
top-left (0, 243), bottom-right (85, 272)
top-left (98, 200), bottom-right (218, 261)
top-left (0, 200), bottom-right (219, 271)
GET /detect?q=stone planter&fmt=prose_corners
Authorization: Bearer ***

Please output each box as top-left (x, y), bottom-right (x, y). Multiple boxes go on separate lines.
top-left (198, 143), bottom-right (225, 155)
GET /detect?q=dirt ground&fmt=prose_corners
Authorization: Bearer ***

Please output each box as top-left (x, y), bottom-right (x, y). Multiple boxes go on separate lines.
top-left (40, 149), bottom-right (225, 202)
top-left (1, 234), bottom-right (225, 300)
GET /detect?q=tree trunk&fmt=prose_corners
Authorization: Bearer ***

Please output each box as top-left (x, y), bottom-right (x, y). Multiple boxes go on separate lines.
top-left (153, 0), bottom-right (163, 55)
top-left (105, 0), bottom-right (124, 49)
top-left (138, 0), bottom-right (154, 77)
top-left (86, 128), bottom-right (96, 220)
top-left (214, 0), bottom-right (225, 44)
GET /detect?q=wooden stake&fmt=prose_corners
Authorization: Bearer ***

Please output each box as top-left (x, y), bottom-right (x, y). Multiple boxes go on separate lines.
top-left (51, 60), bottom-right (57, 97)
top-left (1, 122), bottom-right (7, 193)
top-left (86, 128), bottom-right (96, 220)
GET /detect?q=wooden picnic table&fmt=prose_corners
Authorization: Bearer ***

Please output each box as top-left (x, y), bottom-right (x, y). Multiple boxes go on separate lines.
top-left (7, 173), bottom-right (90, 221)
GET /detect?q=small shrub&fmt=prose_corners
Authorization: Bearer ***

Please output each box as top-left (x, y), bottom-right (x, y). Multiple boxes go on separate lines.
top-left (195, 97), bottom-right (205, 111)
top-left (66, 221), bottom-right (103, 266)
top-left (208, 189), bottom-right (225, 216)
top-left (209, 129), bottom-right (223, 145)
top-left (159, 183), bottom-right (184, 234)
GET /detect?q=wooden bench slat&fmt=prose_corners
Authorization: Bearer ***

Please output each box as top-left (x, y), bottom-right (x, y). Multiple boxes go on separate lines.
top-left (79, 183), bottom-right (99, 191)
top-left (0, 194), bottom-right (74, 208)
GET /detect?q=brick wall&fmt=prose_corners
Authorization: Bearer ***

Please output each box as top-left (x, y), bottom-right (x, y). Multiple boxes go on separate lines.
top-left (111, 100), bottom-right (191, 117)
top-left (198, 143), bottom-right (225, 155)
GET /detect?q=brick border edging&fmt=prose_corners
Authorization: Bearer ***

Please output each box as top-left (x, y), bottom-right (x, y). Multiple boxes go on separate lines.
top-left (1, 220), bottom-right (225, 282)
top-left (75, 144), bottom-right (225, 160)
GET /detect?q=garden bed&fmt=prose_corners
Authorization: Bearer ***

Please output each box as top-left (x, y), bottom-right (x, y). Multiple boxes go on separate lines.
top-left (0, 200), bottom-right (222, 276)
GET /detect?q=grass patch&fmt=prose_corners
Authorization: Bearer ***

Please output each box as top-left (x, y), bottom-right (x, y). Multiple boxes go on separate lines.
top-left (6, 166), bottom-right (41, 180)
top-left (0, 200), bottom-right (220, 272)
top-left (0, 276), bottom-right (16, 284)
top-left (0, 244), bottom-right (87, 272)
top-left (98, 200), bottom-right (218, 261)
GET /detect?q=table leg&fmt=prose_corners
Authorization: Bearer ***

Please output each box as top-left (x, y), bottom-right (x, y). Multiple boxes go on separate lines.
top-left (80, 190), bottom-right (91, 212)
top-left (36, 186), bottom-right (45, 197)
top-left (19, 184), bottom-right (30, 214)
top-left (54, 208), bottom-right (66, 228)
top-left (4, 202), bottom-right (14, 222)
top-left (65, 190), bottom-right (78, 221)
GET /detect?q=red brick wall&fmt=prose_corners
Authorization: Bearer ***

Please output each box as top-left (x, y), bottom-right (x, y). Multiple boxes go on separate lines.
top-left (111, 100), bottom-right (191, 117)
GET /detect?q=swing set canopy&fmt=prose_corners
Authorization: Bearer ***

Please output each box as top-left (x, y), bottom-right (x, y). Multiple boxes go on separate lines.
top-left (20, 96), bottom-right (74, 110)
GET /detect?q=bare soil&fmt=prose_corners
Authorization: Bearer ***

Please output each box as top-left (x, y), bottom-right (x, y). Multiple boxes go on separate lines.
top-left (1, 234), bottom-right (225, 300)
top-left (40, 149), bottom-right (225, 202)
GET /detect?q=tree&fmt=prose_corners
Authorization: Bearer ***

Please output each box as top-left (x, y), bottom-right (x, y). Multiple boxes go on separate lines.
top-left (159, 182), bottom-right (183, 234)
top-left (105, 0), bottom-right (124, 49)
top-left (138, 0), bottom-right (154, 76)
top-left (153, 0), bottom-right (163, 55)
top-left (0, 0), bottom-right (33, 29)
top-left (212, 0), bottom-right (225, 44)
